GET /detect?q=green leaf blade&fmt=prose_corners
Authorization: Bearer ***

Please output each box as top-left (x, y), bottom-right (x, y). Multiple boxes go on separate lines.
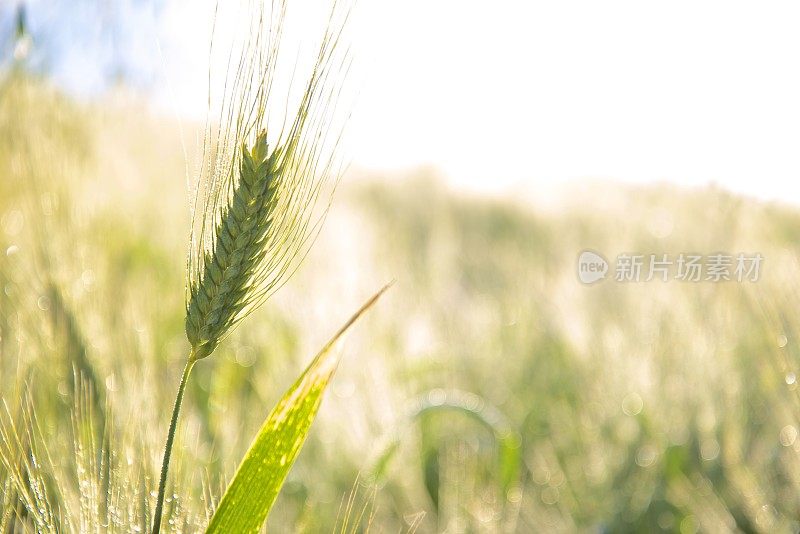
top-left (206, 283), bottom-right (391, 533)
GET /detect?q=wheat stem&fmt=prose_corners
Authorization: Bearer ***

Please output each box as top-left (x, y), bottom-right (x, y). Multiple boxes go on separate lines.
top-left (152, 353), bottom-right (196, 534)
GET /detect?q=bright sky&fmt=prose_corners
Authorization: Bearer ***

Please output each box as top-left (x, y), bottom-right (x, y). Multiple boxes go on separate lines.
top-left (97, 1), bottom-right (800, 203)
top-left (369, 1), bottom-right (800, 203)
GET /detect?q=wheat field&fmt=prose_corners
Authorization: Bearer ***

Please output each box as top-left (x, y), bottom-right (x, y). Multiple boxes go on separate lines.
top-left (3, 62), bottom-right (800, 532)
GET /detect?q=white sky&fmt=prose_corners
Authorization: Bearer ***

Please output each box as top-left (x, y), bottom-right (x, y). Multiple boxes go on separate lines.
top-left (155, 0), bottom-right (800, 203)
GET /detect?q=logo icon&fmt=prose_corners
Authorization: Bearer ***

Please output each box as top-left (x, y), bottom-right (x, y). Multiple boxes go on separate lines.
top-left (577, 250), bottom-right (608, 284)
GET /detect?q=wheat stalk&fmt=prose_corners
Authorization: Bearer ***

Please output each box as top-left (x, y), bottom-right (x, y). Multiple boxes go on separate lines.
top-left (152, 1), bottom-right (351, 531)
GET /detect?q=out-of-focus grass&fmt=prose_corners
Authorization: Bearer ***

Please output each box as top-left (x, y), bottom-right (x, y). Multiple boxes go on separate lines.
top-left (3, 74), bottom-right (800, 532)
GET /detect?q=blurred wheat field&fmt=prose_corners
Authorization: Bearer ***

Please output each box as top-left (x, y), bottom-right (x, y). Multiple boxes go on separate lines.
top-left (4, 74), bottom-right (800, 532)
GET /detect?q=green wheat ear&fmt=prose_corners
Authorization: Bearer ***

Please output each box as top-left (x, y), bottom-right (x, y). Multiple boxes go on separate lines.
top-left (185, 131), bottom-right (278, 360)
top-left (182, 0), bottom-right (350, 362)
top-left (153, 1), bottom-right (351, 530)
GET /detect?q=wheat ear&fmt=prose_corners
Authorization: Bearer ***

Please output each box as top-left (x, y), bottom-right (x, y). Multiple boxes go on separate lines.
top-left (185, 132), bottom-right (279, 360)
top-left (152, 0), bottom-right (351, 531)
